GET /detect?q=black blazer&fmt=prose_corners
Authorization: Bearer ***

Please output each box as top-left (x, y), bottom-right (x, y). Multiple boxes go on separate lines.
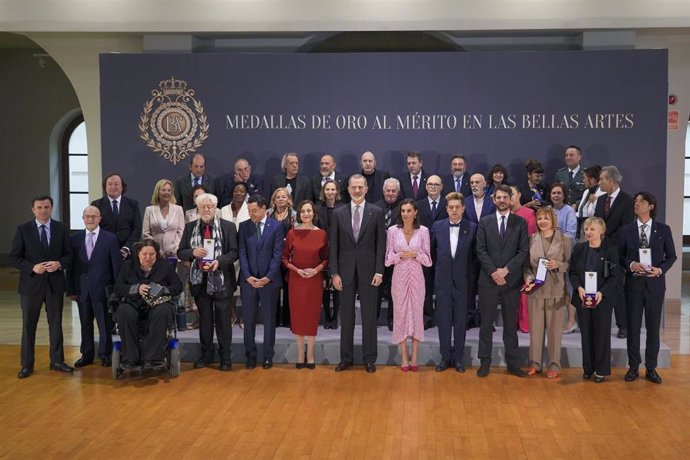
top-left (10, 219), bottom-right (72, 296)
top-left (363, 169), bottom-right (391, 203)
top-left (174, 173), bottom-right (216, 211)
top-left (476, 213), bottom-right (529, 288)
top-left (114, 257), bottom-right (182, 307)
top-left (315, 201), bottom-right (347, 234)
top-left (91, 195), bottom-right (142, 252)
top-left (416, 196), bottom-right (448, 229)
top-left (441, 173), bottom-right (472, 198)
top-left (620, 220), bottom-right (677, 294)
top-left (269, 173), bottom-right (314, 204)
top-left (177, 218), bottom-right (239, 299)
top-left (373, 198), bottom-right (402, 228)
top-left (569, 239), bottom-right (619, 308)
top-left (518, 181), bottom-right (549, 206)
top-left (216, 173), bottom-right (264, 207)
top-left (397, 170), bottom-right (429, 201)
top-left (66, 229), bottom-right (122, 303)
top-left (594, 190), bottom-right (635, 243)
top-left (312, 172), bottom-right (349, 203)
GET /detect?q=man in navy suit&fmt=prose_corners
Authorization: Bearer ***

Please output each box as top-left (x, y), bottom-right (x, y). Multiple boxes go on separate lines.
top-left (217, 157), bottom-right (264, 207)
top-left (431, 192), bottom-right (477, 373)
top-left (441, 154), bottom-right (472, 198)
top-left (174, 153), bottom-right (217, 211)
top-left (238, 195), bottom-right (284, 369)
top-left (476, 185), bottom-right (529, 378)
top-left (91, 173), bottom-right (142, 259)
top-left (397, 151), bottom-right (429, 201)
top-left (621, 192), bottom-right (676, 384)
top-left (10, 195), bottom-right (73, 379)
top-left (67, 206), bottom-right (122, 368)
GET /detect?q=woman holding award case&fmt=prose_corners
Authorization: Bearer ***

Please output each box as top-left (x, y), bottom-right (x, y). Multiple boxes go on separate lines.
top-left (569, 217), bottom-right (619, 383)
top-left (523, 207), bottom-right (571, 379)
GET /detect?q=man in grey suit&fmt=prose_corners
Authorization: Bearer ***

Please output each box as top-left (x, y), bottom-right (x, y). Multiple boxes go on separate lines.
top-left (476, 184), bottom-right (529, 378)
top-left (553, 145), bottom-right (586, 206)
top-left (330, 175), bottom-right (386, 373)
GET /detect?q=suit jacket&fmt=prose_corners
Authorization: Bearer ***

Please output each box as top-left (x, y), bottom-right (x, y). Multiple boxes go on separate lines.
top-left (312, 172), bottom-right (349, 203)
top-left (476, 213), bottom-right (529, 288)
top-left (431, 218), bottom-right (477, 292)
top-left (315, 201), bottom-right (347, 234)
top-left (554, 166), bottom-right (586, 204)
top-left (329, 202), bottom-right (386, 285)
top-left (91, 195), bottom-right (142, 252)
top-left (66, 228), bottom-right (122, 303)
top-left (270, 173), bottom-right (314, 204)
top-left (523, 230), bottom-right (571, 300)
top-left (373, 198), bottom-right (402, 228)
top-left (594, 190), bottom-right (635, 243)
top-left (463, 195), bottom-right (496, 223)
top-left (441, 173), bottom-right (472, 198)
top-left (10, 219), bottom-right (72, 296)
top-left (114, 257), bottom-right (182, 306)
top-left (397, 170), bottom-right (429, 201)
top-left (416, 196), bottom-right (448, 229)
top-left (216, 173), bottom-right (263, 208)
top-left (569, 238), bottom-right (619, 308)
top-left (519, 182), bottom-right (549, 206)
top-left (363, 169), bottom-right (390, 203)
top-left (238, 217), bottom-right (284, 287)
top-left (177, 218), bottom-right (239, 298)
top-left (175, 173), bottom-right (217, 211)
top-left (620, 220), bottom-right (677, 293)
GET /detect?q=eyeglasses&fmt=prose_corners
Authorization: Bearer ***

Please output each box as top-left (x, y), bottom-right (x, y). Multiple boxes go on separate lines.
top-left (427, 183), bottom-right (442, 187)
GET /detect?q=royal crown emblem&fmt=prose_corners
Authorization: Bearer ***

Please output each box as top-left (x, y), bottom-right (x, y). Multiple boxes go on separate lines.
top-left (139, 77), bottom-right (209, 165)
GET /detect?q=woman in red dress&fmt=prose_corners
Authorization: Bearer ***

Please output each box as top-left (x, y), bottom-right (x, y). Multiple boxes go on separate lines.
top-left (282, 200), bottom-right (329, 369)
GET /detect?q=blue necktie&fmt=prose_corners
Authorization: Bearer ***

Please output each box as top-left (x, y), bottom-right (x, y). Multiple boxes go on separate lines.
top-left (500, 216), bottom-right (506, 239)
top-left (40, 224), bottom-right (48, 249)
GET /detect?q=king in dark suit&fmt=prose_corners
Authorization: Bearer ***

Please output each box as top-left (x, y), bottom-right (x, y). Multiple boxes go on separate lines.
top-left (475, 185), bottom-right (529, 378)
top-left (67, 205), bottom-right (122, 368)
top-left (91, 173), bottom-right (142, 259)
top-left (10, 195), bottom-right (73, 379)
top-left (621, 192), bottom-right (677, 384)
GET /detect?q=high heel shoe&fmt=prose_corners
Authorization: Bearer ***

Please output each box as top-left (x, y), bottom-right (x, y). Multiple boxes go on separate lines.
top-left (410, 365), bottom-right (419, 372)
top-left (306, 362), bottom-right (316, 370)
top-left (295, 362), bottom-right (305, 369)
top-left (563, 323), bottom-right (579, 334)
top-left (401, 365), bottom-right (410, 372)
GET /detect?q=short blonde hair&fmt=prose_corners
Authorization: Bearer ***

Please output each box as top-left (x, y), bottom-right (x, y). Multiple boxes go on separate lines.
top-left (270, 187), bottom-right (293, 209)
top-left (583, 216), bottom-right (606, 237)
top-left (151, 179), bottom-right (176, 205)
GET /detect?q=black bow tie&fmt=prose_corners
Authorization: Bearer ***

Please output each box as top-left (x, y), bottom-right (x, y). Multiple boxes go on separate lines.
top-left (449, 222), bottom-right (461, 227)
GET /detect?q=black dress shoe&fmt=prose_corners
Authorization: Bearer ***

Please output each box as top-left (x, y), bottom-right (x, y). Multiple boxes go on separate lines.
top-left (246, 359), bottom-right (257, 370)
top-left (295, 362), bottom-right (306, 369)
top-left (220, 363), bottom-right (232, 372)
top-left (50, 362), bottom-right (75, 373)
top-left (645, 369), bottom-right (662, 384)
top-left (594, 374), bottom-right (606, 383)
top-left (74, 357), bottom-right (94, 368)
top-left (435, 360), bottom-right (450, 372)
top-left (455, 364), bottom-right (466, 373)
top-left (334, 361), bottom-right (352, 372)
top-left (617, 329), bottom-right (628, 339)
top-left (624, 368), bottom-right (639, 382)
top-left (365, 362), bottom-right (377, 373)
top-left (477, 361), bottom-right (490, 378)
top-left (263, 359), bottom-right (273, 369)
top-left (508, 367), bottom-right (526, 378)
top-left (582, 372), bottom-right (593, 380)
top-left (18, 367), bottom-right (33, 379)
top-left (101, 356), bottom-right (112, 367)
top-left (387, 320), bottom-right (393, 332)
top-left (193, 359), bottom-right (211, 369)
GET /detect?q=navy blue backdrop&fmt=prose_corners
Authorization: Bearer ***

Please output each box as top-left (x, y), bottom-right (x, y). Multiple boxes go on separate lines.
top-left (100, 50), bottom-right (667, 218)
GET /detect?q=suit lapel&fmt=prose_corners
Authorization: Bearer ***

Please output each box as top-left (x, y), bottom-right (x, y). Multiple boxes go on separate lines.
top-left (454, 220), bottom-right (468, 259)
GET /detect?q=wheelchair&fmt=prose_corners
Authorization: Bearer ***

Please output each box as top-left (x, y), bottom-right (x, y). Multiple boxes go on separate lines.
top-left (108, 293), bottom-right (182, 379)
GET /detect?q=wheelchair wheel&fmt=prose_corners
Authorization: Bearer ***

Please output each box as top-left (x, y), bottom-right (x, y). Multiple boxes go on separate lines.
top-left (112, 343), bottom-right (123, 379)
top-left (169, 346), bottom-right (181, 377)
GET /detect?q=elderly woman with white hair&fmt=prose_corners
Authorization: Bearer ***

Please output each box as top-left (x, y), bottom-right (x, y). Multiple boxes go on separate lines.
top-left (178, 193), bottom-right (239, 371)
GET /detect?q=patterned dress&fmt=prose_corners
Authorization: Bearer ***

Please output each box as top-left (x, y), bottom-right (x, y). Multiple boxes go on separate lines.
top-left (384, 225), bottom-right (432, 343)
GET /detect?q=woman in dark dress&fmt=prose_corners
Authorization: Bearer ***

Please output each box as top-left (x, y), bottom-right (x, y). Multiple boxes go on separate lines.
top-left (114, 239), bottom-right (182, 368)
top-left (315, 179), bottom-right (346, 329)
top-left (569, 217), bottom-right (619, 383)
top-left (282, 200), bottom-right (328, 369)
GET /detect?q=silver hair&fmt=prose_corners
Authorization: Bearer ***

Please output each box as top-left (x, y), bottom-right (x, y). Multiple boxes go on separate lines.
top-left (195, 193), bottom-right (218, 206)
top-left (281, 152), bottom-right (298, 171)
top-left (601, 165), bottom-right (622, 184)
top-left (383, 177), bottom-right (401, 191)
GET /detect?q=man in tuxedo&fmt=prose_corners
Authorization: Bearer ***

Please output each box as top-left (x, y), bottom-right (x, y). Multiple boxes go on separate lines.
top-left (312, 154), bottom-right (348, 202)
top-left (178, 193), bottom-right (238, 371)
top-left (397, 151), bottom-right (429, 200)
top-left (476, 185), bottom-right (529, 378)
top-left (330, 175), bottom-right (386, 373)
top-left (432, 192), bottom-right (477, 373)
top-left (91, 173), bottom-right (142, 259)
top-left (269, 152), bottom-right (314, 204)
top-left (361, 150), bottom-right (390, 203)
top-left (218, 157), bottom-right (264, 207)
top-left (238, 195), bottom-right (284, 369)
top-left (67, 206), bottom-right (121, 368)
top-left (594, 165), bottom-right (634, 338)
top-left (441, 154), bottom-right (472, 198)
top-left (554, 145), bottom-right (586, 206)
top-left (374, 177), bottom-right (403, 329)
top-left (416, 175), bottom-right (448, 329)
top-left (10, 195), bottom-right (73, 379)
top-left (621, 192), bottom-right (676, 384)
top-left (175, 153), bottom-right (217, 211)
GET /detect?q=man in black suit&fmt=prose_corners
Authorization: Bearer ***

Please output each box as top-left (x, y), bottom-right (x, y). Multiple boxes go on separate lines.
top-left (269, 152), bottom-right (314, 204)
top-left (175, 153), bottom-right (216, 211)
top-left (91, 173), bottom-right (142, 259)
top-left (594, 165), bottom-right (635, 338)
top-left (397, 151), bottom-right (429, 201)
top-left (67, 206), bottom-right (122, 368)
top-left (361, 150), bottom-right (390, 203)
top-left (621, 192), bottom-right (676, 384)
top-left (312, 154), bottom-right (348, 202)
top-left (330, 175), bottom-right (386, 373)
top-left (10, 195), bottom-right (73, 379)
top-left (416, 175), bottom-right (448, 329)
top-left (476, 185), bottom-right (529, 378)
top-left (217, 157), bottom-right (264, 207)
top-left (441, 154), bottom-right (472, 198)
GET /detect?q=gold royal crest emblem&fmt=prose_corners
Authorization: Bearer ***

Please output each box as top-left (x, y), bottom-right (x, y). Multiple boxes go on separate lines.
top-left (139, 76), bottom-right (209, 165)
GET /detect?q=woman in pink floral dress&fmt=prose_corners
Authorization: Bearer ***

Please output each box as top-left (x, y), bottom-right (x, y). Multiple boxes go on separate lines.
top-left (385, 198), bottom-right (432, 372)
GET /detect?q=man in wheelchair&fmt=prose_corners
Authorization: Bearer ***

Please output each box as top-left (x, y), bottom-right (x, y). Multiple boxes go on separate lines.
top-left (113, 239), bottom-right (182, 369)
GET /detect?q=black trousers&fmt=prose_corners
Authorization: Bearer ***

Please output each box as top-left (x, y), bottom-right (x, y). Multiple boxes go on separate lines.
top-left (115, 303), bottom-right (171, 362)
top-left (322, 289), bottom-right (340, 325)
top-left (376, 265), bottom-right (395, 322)
top-left (195, 291), bottom-right (232, 364)
top-left (20, 285), bottom-right (65, 368)
top-left (613, 273), bottom-right (627, 331)
top-left (577, 302), bottom-right (613, 376)
top-left (241, 284), bottom-right (278, 361)
top-left (276, 267), bottom-right (291, 327)
top-left (626, 280), bottom-right (664, 370)
top-left (340, 268), bottom-right (379, 364)
top-left (422, 266), bottom-right (435, 322)
top-left (478, 284), bottom-right (520, 368)
top-left (77, 297), bottom-right (113, 360)
top-left (435, 285), bottom-right (468, 363)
